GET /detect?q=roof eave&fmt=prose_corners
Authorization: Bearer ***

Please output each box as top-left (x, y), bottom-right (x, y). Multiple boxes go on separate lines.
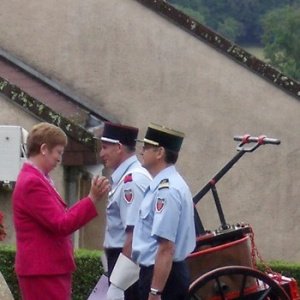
top-left (0, 76), bottom-right (99, 153)
top-left (137, 0), bottom-right (300, 100)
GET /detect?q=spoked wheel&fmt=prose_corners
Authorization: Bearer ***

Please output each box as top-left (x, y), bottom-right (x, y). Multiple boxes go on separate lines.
top-left (188, 266), bottom-right (290, 300)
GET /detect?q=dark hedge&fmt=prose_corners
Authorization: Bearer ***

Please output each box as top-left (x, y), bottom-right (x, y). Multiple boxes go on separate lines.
top-left (0, 245), bottom-right (104, 300)
top-left (1, 245), bottom-right (300, 299)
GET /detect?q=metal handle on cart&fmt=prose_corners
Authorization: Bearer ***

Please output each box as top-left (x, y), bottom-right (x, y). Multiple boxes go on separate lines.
top-left (194, 134), bottom-right (281, 235)
top-left (234, 135), bottom-right (280, 152)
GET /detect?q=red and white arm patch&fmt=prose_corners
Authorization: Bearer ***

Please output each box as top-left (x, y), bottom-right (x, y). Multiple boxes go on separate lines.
top-left (155, 197), bottom-right (165, 213)
top-left (123, 188), bottom-right (134, 204)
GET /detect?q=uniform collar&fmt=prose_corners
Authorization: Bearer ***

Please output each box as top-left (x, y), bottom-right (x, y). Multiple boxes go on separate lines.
top-left (111, 155), bottom-right (139, 185)
top-left (149, 165), bottom-right (176, 191)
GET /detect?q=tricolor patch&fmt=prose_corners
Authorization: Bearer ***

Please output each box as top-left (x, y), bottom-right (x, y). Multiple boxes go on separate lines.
top-left (156, 197), bottom-right (165, 213)
top-left (124, 189), bottom-right (134, 203)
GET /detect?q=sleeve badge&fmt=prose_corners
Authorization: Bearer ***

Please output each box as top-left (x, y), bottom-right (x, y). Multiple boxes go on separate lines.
top-left (155, 197), bottom-right (165, 213)
top-left (124, 189), bottom-right (134, 203)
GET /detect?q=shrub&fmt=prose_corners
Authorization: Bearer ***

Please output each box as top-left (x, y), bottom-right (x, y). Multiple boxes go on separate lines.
top-left (0, 245), bottom-right (103, 300)
top-left (0, 245), bottom-right (19, 299)
top-left (259, 260), bottom-right (300, 283)
top-left (73, 248), bottom-right (104, 300)
top-left (1, 245), bottom-right (300, 299)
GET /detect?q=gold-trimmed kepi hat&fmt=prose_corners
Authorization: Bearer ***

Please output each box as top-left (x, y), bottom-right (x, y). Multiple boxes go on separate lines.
top-left (101, 122), bottom-right (138, 146)
top-left (140, 123), bottom-right (185, 152)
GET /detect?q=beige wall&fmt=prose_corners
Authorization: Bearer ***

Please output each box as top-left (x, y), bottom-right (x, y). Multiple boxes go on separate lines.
top-left (0, 96), bottom-right (105, 249)
top-left (0, 96), bottom-right (71, 244)
top-left (0, 96), bottom-right (66, 194)
top-left (1, 0), bottom-right (300, 261)
top-left (0, 96), bottom-right (34, 243)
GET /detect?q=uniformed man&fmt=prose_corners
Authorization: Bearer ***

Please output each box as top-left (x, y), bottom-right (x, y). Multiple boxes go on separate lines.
top-left (132, 123), bottom-right (196, 300)
top-left (99, 122), bottom-right (152, 300)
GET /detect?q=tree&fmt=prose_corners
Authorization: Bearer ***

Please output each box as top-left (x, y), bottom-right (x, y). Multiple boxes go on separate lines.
top-left (262, 5), bottom-right (300, 80)
top-left (172, 4), bottom-right (206, 24)
top-left (216, 17), bottom-right (244, 41)
top-left (168, 0), bottom-right (293, 44)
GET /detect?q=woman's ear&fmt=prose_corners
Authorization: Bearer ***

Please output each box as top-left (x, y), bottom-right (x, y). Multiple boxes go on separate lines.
top-left (40, 143), bottom-right (48, 155)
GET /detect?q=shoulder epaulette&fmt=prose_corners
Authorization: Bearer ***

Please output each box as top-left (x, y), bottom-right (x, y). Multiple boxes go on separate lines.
top-left (158, 179), bottom-right (169, 190)
top-left (124, 173), bottom-right (133, 183)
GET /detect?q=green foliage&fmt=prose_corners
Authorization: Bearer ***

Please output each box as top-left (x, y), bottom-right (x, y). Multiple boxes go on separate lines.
top-left (2, 245), bottom-right (300, 299)
top-left (257, 260), bottom-right (300, 287)
top-left (169, 0), bottom-right (300, 80)
top-left (168, 0), bottom-right (293, 43)
top-left (261, 5), bottom-right (300, 81)
top-left (73, 249), bottom-right (104, 300)
top-left (267, 261), bottom-right (300, 281)
top-left (0, 245), bottom-right (19, 299)
top-left (172, 4), bottom-right (206, 24)
top-left (0, 245), bottom-right (103, 300)
top-left (216, 17), bottom-right (244, 42)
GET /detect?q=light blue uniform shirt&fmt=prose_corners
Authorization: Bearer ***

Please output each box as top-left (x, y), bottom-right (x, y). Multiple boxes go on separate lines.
top-left (104, 155), bottom-right (152, 248)
top-left (132, 165), bottom-right (196, 266)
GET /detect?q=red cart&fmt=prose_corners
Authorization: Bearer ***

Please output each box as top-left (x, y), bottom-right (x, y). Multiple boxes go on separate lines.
top-left (188, 135), bottom-right (300, 300)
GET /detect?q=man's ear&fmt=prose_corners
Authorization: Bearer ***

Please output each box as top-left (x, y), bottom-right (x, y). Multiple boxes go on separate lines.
top-left (156, 146), bottom-right (165, 160)
top-left (116, 143), bottom-right (123, 153)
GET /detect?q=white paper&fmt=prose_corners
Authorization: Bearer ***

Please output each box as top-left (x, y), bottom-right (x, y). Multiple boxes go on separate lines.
top-left (110, 253), bottom-right (140, 290)
top-left (87, 274), bottom-right (109, 300)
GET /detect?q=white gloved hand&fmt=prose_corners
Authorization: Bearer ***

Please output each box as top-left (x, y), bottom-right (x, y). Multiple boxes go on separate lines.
top-left (107, 283), bottom-right (124, 300)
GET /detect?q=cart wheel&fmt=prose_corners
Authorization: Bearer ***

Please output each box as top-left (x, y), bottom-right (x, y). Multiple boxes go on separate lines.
top-left (188, 266), bottom-right (290, 300)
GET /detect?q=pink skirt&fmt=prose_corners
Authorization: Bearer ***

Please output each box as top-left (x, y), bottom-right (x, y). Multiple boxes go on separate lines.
top-left (18, 273), bottom-right (72, 300)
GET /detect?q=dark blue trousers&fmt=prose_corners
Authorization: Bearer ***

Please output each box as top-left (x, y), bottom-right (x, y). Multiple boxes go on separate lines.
top-left (139, 261), bottom-right (190, 300)
top-left (105, 248), bottom-right (140, 300)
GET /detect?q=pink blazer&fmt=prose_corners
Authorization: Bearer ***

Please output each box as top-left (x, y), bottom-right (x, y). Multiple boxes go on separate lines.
top-left (12, 163), bottom-right (98, 276)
